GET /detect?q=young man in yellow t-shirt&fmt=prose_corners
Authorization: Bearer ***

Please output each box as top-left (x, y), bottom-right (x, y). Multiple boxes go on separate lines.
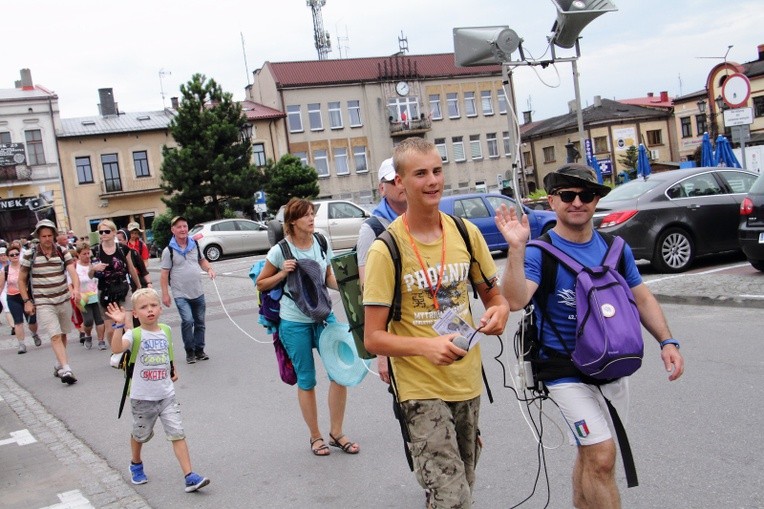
top-left (364, 137), bottom-right (509, 508)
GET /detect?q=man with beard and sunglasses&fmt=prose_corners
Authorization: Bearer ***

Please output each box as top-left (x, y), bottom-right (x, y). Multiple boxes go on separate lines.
top-left (496, 163), bottom-right (684, 509)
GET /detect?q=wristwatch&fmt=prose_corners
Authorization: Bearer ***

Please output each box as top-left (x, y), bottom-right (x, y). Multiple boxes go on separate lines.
top-left (23, 298), bottom-right (33, 303)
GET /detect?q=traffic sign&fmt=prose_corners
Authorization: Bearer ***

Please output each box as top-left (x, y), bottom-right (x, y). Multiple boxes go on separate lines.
top-left (730, 125), bottom-right (751, 144)
top-left (721, 73), bottom-right (751, 109)
top-left (724, 107), bottom-right (753, 126)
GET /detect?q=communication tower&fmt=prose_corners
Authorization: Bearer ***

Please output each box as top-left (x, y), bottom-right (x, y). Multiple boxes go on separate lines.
top-left (307, 0), bottom-right (331, 60)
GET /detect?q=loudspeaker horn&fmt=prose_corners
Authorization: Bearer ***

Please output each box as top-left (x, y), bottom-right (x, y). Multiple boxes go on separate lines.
top-left (549, 0), bottom-right (618, 49)
top-left (453, 26), bottom-right (522, 67)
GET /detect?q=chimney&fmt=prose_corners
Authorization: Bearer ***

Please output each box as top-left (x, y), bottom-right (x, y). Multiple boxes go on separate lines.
top-left (647, 92), bottom-right (654, 97)
top-left (568, 99), bottom-right (578, 113)
top-left (522, 110), bottom-right (533, 124)
top-left (660, 91), bottom-right (669, 102)
top-left (593, 95), bottom-right (602, 107)
top-left (758, 44), bottom-right (764, 61)
top-left (98, 88), bottom-right (117, 116)
top-left (170, 97), bottom-right (179, 110)
top-left (18, 69), bottom-right (34, 90)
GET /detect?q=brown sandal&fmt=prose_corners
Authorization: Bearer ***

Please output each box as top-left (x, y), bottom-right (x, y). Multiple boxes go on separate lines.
top-left (329, 433), bottom-right (360, 454)
top-left (310, 437), bottom-right (330, 456)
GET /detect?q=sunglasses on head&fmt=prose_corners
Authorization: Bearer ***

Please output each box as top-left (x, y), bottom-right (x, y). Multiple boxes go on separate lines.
top-left (98, 229), bottom-right (112, 235)
top-left (554, 189), bottom-right (597, 204)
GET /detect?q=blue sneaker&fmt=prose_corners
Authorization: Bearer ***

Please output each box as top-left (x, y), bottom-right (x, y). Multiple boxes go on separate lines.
top-left (130, 462), bottom-right (148, 485)
top-left (184, 471), bottom-right (210, 492)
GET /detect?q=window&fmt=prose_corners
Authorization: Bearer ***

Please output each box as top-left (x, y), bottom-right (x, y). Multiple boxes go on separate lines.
top-left (543, 146), bottom-right (555, 163)
top-left (333, 147), bottom-right (349, 175)
top-left (429, 94), bottom-right (442, 120)
top-left (308, 103), bottom-right (323, 131)
top-left (502, 131), bottom-right (511, 156)
top-left (348, 100), bottom-right (362, 126)
top-left (452, 136), bottom-right (465, 162)
top-left (313, 149), bottom-right (329, 177)
top-left (481, 91), bottom-right (494, 115)
top-left (695, 115), bottom-right (707, 136)
top-left (435, 138), bottom-right (448, 162)
top-left (669, 174), bottom-right (723, 198)
top-left (753, 96), bottom-right (764, 118)
top-left (464, 92), bottom-right (477, 117)
top-left (101, 153), bottom-right (122, 192)
top-left (447, 93), bottom-right (460, 118)
top-left (453, 197), bottom-right (489, 220)
top-left (646, 129), bottom-right (663, 146)
top-left (387, 97), bottom-right (420, 124)
top-left (292, 151), bottom-right (308, 165)
top-left (75, 156), bottom-right (94, 184)
top-left (211, 220), bottom-right (237, 232)
top-left (132, 150), bottom-right (150, 177)
top-left (680, 117), bottom-right (692, 138)
top-left (353, 146), bottom-right (368, 173)
top-left (486, 133), bottom-right (499, 158)
top-left (252, 143), bottom-right (266, 167)
top-left (498, 88), bottom-right (508, 114)
top-left (287, 105), bottom-right (303, 132)
top-left (522, 151), bottom-right (533, 167)
top-left (593, 136), bottom-right (609, 153)
top-left (717, 170), bottom-right (757, 194)
top-left (328, 101), bottom-right (343, 129)
top-left (25, 130), bottom-right (45, 165)
top-left (469, 134), bottom-right (482, 160)
top-left (328, 202), bottom-right (365, 220)
top-left (0, 132), bottom-right (10, 144)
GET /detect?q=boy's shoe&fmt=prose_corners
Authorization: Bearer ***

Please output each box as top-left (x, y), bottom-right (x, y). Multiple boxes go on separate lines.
top-left (195, 350), bottom-right (209, 361)
top-left (98, 340), bottom-right (107, 350)
top-left (130, 462), bottom-right (148, 485)
top-left (184, 472), bottom-right (210, 492)
top-left (32, 334), bottom-right (41, 347)
top-left (58, 369), bottom-right (77, 385)
top-left (53, 366), bottom-right (61, 378)
top-left (17, 342), bottom-right (27, 354)
top-left (84, 336), bottom-right (93, 349)
top-left (186, 353), bottom-right (196, 364)
top-left (79, 331), bottom-right (86, 344)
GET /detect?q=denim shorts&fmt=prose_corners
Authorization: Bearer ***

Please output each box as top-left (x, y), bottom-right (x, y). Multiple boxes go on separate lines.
top-left (131, 396), bottom-right (185, 443)
top-left (278, 313), bottom-right (336, 390)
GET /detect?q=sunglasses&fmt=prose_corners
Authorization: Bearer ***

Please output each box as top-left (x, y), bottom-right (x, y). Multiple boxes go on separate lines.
top-left (554, 190), bottom-right (597, 204)
top-left (98, 229), bottom-right (112, 235)
top-left (8, 253), bottom-right (19, 257)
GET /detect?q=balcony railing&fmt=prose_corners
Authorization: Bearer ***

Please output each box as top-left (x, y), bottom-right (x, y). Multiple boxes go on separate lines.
top-left (99, 176), bottom-right (163, 197)
top-left (389, 117), bottom-right (432, 137)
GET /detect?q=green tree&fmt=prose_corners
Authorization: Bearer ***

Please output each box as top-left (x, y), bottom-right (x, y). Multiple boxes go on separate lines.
top-left (148, 211), bottom-right (172, 251)
top-left (618, 145), bottom-right (638, 170)
top-left (263, 154), bottom-right (319, 212)
top-left (160, 73), bottom-right (261, 225)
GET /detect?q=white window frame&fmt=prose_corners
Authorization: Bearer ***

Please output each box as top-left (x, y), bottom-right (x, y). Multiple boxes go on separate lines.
top-left (348, 100), bottom-right (362, 127)
top-left (447, 93), bottom-right (460, 119)
top-left (470, 134), bottom-right (483, 160)
top-left (452, 136), bottom-right (466, 162)
top-left (292, 151), bottom-right (308, 165)
top-left (313, 149), bottom-right (329, 177)
top-left (502, 131), bottom-right (511, 157)
top-left (498, 88), bottom-right (508, 114)
top-left (308, 103), bottom-right (323, 131)
top-left (333, 147), bottom-right (349, 175)
top-left (287, 105), bottom-right (303, 133)
top-left (435, 138), bottom-right (448, 163)
top-left (353, 146), bottom-right (368, 173)
top-left (486, 133), bottom-right (499, 158)
top-left (481, 90), bottom-right (494, 116)
top-left (328, 101), bottom-right (343, 129)
top-left (429, 94), bottom-right (442, 120)
top-left (464, 92), bottom-right (477, 117)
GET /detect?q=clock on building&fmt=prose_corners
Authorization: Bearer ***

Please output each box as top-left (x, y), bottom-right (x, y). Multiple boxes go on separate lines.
top-left (395, 81), bottom-right (410, 96)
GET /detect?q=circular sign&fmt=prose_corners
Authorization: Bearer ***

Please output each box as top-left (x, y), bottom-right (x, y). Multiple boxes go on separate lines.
top-left (721, 73), bottom-right (751, 109)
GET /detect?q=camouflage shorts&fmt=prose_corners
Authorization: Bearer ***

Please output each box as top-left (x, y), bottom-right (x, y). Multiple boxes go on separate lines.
top-left (400, 397), bottom-right (482, 509)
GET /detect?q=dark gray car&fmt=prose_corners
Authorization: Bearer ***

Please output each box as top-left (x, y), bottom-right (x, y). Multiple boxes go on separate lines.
top-left (593, 167), bottom-right (757, 272)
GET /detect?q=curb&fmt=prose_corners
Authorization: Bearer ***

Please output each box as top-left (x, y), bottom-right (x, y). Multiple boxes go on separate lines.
top-left (653, 292), bottom-right (764, 309)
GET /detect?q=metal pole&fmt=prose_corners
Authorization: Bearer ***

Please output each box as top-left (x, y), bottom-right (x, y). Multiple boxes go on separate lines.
top-left (502, 65), bottom-right (523, 218)
top-left (571, 57), bottom-right (586, 157)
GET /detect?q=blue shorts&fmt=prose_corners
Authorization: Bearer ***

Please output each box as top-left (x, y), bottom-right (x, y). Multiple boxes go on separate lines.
top-left (278, 313), bottom-right (336, 390)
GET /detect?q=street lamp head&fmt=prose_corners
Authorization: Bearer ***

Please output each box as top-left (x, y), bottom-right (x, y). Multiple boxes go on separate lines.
top-left (549, 0), bottom-right (618, 49)
top-left (240, 123), bottom-right (253, 142)
top-left (696, 99), bottom-right (707, 114)
top-left (715, 95), bottom-right (727, 112)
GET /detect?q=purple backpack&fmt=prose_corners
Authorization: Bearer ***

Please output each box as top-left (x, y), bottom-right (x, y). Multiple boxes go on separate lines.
top-left (529, 236), bottom-right (643, 379)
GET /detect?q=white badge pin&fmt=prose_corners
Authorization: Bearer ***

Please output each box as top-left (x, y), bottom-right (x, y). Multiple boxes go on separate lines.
top-left (601, 303), bottom-right (616, 318)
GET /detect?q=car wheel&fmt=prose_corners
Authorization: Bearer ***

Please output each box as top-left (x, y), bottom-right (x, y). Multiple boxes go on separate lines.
top-left (267, 220), bottom-right (284, 247)
top-left (749, 260), bottom-right (764, 272)
top-left (651, 228), bottom-right (695, 273)
top-left (204, 244), bottom-right (222, 262)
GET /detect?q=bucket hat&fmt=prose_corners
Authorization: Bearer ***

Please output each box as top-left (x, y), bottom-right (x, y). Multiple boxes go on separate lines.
top-left (127, 221), bottom-right (143, 232)
top-left (543, 163), bottom-right (611, 197)
top-left (32, 219), bottom-right (57, 237)
top-left (319, 322), bottom-right (371, 387)
top-left (286, 258), bottom-right (332, 322)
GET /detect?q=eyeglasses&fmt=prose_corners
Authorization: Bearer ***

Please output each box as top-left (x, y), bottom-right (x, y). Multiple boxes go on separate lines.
top-left (8, 253), bottom-right (19, 257)
top-left (98, 229), bottom-right (112, 235)
top-left (554, 190), bottom-right (597, 204)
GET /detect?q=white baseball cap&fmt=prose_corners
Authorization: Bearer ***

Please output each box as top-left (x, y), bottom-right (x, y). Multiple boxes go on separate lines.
top-left (378, 158), bottom-right (396, 182)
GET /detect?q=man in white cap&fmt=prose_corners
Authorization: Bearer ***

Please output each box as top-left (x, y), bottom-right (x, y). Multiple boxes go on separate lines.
top-left (356, 157), bottom-right (407, 384)
top-left (18, 219), bottom-right (81, 384)
top-left (127, 222), bottom-right (150, 261)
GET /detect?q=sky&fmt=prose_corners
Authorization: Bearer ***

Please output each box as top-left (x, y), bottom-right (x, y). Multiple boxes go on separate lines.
top-left (3, 0), bottom-right (762, 122)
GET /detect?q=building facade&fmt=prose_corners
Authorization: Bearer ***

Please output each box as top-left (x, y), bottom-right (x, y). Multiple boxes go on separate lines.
top-left (248, 53), bottom-right (517, 203)
top-left (0, 69), bottom-right (69, 241)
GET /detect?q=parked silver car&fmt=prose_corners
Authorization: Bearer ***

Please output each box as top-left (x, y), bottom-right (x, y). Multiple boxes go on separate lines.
top-left (189, 218), bottom-right (270, 261)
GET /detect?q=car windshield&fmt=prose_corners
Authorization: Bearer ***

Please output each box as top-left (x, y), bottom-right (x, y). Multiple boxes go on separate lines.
top-left (600, 179), bottom-right (663, 201)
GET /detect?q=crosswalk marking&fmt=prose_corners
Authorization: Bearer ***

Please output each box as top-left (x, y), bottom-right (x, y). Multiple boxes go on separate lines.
top-left (40, 490), bottom-right (95, 509)
top-left (0, 428), bottom-right (36, 446)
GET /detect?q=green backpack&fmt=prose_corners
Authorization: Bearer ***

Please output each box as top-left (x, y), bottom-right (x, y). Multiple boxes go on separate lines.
top-left (117, 324), bottom-right (174, 418)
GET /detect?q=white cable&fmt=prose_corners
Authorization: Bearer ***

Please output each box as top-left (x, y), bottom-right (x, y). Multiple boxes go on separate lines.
top-left (211, 278), bottom-right (270, 344)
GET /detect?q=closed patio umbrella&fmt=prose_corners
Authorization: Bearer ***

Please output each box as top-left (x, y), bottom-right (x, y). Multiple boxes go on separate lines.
top-left (715, 135), bottom-right (741, 168)
top-left (637, 144), bottom-right (651, 180)
top-left (589, 155), bottom-right (604, 184)
top-left (700, 132), bottom-right (716, 167)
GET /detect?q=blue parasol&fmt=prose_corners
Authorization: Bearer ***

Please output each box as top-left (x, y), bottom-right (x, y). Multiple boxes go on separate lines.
top-left (700, 132), bottom-right (716, 167)
top-left (589, 155), bottom-right (604, 184)
top-left (637, 144), bottom-right (651, 180)
top-left (714, 135), bottom-right (741, 168)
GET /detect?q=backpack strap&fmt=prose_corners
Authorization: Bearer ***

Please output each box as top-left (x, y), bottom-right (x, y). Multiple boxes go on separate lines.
top-left (375, 230), bottom-right (402, 323)
top-left (366, 216), bottom-right (386, 238)
top-left (313, 232), bottom-right (328, 260)
top-left (118, 326), bottom-right (143, 419)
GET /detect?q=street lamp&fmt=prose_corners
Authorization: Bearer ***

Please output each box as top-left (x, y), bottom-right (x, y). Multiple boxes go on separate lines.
top-left (240, 123), bottom-right (253, 142)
